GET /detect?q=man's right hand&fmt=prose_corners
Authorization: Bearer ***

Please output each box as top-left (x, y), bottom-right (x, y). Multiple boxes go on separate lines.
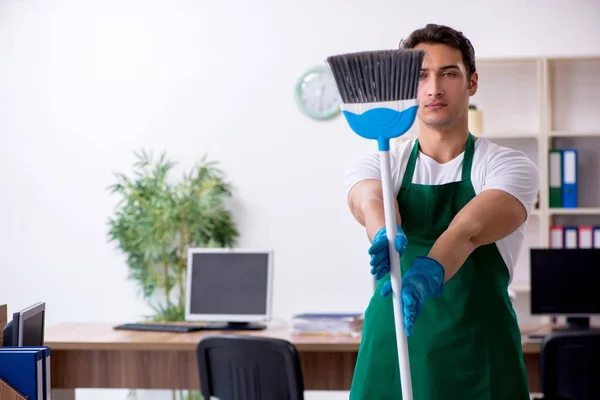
top-left (368, 224), bottom-right (407, 280)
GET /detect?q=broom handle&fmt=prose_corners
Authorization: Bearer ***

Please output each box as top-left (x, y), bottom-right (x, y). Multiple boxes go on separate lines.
top-left (379, 149), bottom-right (413, 400)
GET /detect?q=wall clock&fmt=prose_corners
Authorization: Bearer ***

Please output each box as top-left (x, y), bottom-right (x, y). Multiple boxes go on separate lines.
top-left (295, 65), bottom-right (342, 120)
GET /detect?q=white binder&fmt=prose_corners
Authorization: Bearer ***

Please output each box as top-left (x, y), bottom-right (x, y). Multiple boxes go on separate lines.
top-left (550, 225), bottom-right (563, 248)
top-left (578, 226), bottom-right (593, 248)
top-left (564, 226), bottom-right (578, 249)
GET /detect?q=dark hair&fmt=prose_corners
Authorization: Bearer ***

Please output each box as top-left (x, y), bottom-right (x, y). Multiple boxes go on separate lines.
top-left (399, 24), bottom-right (476, 80)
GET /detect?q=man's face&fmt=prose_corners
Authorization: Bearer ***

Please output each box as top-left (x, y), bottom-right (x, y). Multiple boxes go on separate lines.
top-left (414, 43), bottom-right (477, 130)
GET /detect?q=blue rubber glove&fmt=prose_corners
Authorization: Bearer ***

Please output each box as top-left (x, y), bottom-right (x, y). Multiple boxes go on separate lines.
top-left (380, 256), bottom-right (445, 337)
top-left (368, 224), bottom-right (408, 280)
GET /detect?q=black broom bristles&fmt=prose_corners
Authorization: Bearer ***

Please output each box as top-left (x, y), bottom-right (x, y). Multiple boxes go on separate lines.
top-left (326, 49), bottom-right (425, 105)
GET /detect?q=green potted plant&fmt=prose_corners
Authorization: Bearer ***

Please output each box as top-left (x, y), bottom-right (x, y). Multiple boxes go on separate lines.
top-left (107, 149), bottom-right (239, 320)
top-left (106, 150), bottom-right (239, 400)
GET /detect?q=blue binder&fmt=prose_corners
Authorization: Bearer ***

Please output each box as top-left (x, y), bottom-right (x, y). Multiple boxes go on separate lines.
top-left (561, 148), bottom-right (578, 208)
top-left (0, 347), bottom-right (46, 400)
top-left (0, 346), bottom-right (51, 400)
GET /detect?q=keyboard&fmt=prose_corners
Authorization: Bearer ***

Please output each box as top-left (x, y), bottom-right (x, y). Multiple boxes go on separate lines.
top-left (113, 323), bottom-right (205, 333)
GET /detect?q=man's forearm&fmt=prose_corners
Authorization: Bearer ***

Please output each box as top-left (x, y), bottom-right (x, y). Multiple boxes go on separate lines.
top-left (360, 199), bottom-right (402, 242)
top-left (426, 189), bottom-right (529, 282)
top-left (361, 199), bottom-right (387, 241)
top-left (348, 180), bottom-right (402, 242)
top-left (427, 220), bottom-right (478, 282)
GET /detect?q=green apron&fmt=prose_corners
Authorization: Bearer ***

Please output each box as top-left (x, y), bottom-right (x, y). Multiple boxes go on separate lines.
top-left (349, 134), bottom-right (530, 400)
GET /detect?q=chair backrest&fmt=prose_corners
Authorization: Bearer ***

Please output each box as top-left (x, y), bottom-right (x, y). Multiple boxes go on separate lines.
top-left (196, 334), bottom-right (304, 400)
top-left (540, 330), bottom-right (600, 400)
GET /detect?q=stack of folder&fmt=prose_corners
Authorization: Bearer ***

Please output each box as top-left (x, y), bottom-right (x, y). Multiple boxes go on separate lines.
top-left (0, 347), bottom-right (52, 400)
top-left (549, 148), bottom-right (578, 208)
top-left (550, 225), bottom-right (600, 248)
top-left (290, 313), bottom-right (363, 336)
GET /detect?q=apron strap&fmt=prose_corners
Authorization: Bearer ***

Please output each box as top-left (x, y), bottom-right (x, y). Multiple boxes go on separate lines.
top-left (461, 133), bottom-right (475, 181)
top-left (401, 133), bottom-right (475, 188)
top-left (401, 138), bottom-right (420, 188)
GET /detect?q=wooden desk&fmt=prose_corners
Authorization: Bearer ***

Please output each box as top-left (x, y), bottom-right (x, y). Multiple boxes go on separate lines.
top-left (45, 321), bottom-right (546, 398)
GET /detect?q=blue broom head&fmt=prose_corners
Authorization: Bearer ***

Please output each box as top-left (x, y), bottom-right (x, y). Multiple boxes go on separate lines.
top-left (326, 49), bottom-right (425, 151)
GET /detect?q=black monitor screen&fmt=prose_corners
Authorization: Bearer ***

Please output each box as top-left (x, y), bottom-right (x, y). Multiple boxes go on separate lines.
top-left (22, 309), bottom-right (45, 346)
top-left (530, 248), bottom-right (600, 315)
top-left (189, 252), bottom-right (270, 316)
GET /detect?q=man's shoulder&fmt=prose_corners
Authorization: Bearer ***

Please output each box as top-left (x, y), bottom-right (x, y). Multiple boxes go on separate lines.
top-left (474, 137), bottom-right (537, 169)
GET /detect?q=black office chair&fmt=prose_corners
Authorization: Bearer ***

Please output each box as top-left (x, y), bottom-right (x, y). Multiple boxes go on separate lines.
top-left (534, 330), bottom-right (600, 400)
top-left (196, 335), bottom-right (305, 400)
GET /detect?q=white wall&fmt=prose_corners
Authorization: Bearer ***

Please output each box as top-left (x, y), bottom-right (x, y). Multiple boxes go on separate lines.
top-left (1, 0), bottom-right (599, 398)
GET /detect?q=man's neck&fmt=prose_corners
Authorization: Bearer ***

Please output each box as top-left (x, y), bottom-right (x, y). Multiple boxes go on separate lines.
top-left (417, 123), bottom-right (471, 164)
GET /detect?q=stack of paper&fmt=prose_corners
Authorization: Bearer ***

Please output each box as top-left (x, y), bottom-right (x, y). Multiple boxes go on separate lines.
top-left (290, 313), bottom-right (363, 336)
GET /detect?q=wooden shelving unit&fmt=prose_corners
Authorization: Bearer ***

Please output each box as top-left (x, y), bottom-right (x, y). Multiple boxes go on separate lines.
top-left (393, 55), bottom-right (600, 294)
top-left (0, 304), bottom-right (5, 346)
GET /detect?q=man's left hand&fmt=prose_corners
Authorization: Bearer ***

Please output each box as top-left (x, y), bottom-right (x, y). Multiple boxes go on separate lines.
top-left (380, 256), bottom-right (445, 337)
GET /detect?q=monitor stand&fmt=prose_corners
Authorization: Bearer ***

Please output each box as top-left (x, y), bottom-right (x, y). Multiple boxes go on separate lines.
top-left (553, 317), bottom-right (599, 332)
top-left (200, 321), bottom-right (267, 331)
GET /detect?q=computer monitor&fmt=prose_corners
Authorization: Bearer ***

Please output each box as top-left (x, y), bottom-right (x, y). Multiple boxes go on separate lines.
top-left (2, 302), bottom-right (46, 346)
top-left (185, 248), bottom-right (273, 330)
top-left (530, 248), bottom-right (600, 331)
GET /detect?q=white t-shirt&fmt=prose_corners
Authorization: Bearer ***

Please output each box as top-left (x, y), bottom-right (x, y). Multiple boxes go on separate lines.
top-left (344, 137), bottom-right (540, 282)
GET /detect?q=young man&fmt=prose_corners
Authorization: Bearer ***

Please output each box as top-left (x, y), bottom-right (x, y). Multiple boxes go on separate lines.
top-left (345, 24), bottom-right (539, 400)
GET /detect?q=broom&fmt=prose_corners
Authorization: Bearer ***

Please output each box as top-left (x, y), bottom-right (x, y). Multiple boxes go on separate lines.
top-left (326, 48), bottom-right (424, 400)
